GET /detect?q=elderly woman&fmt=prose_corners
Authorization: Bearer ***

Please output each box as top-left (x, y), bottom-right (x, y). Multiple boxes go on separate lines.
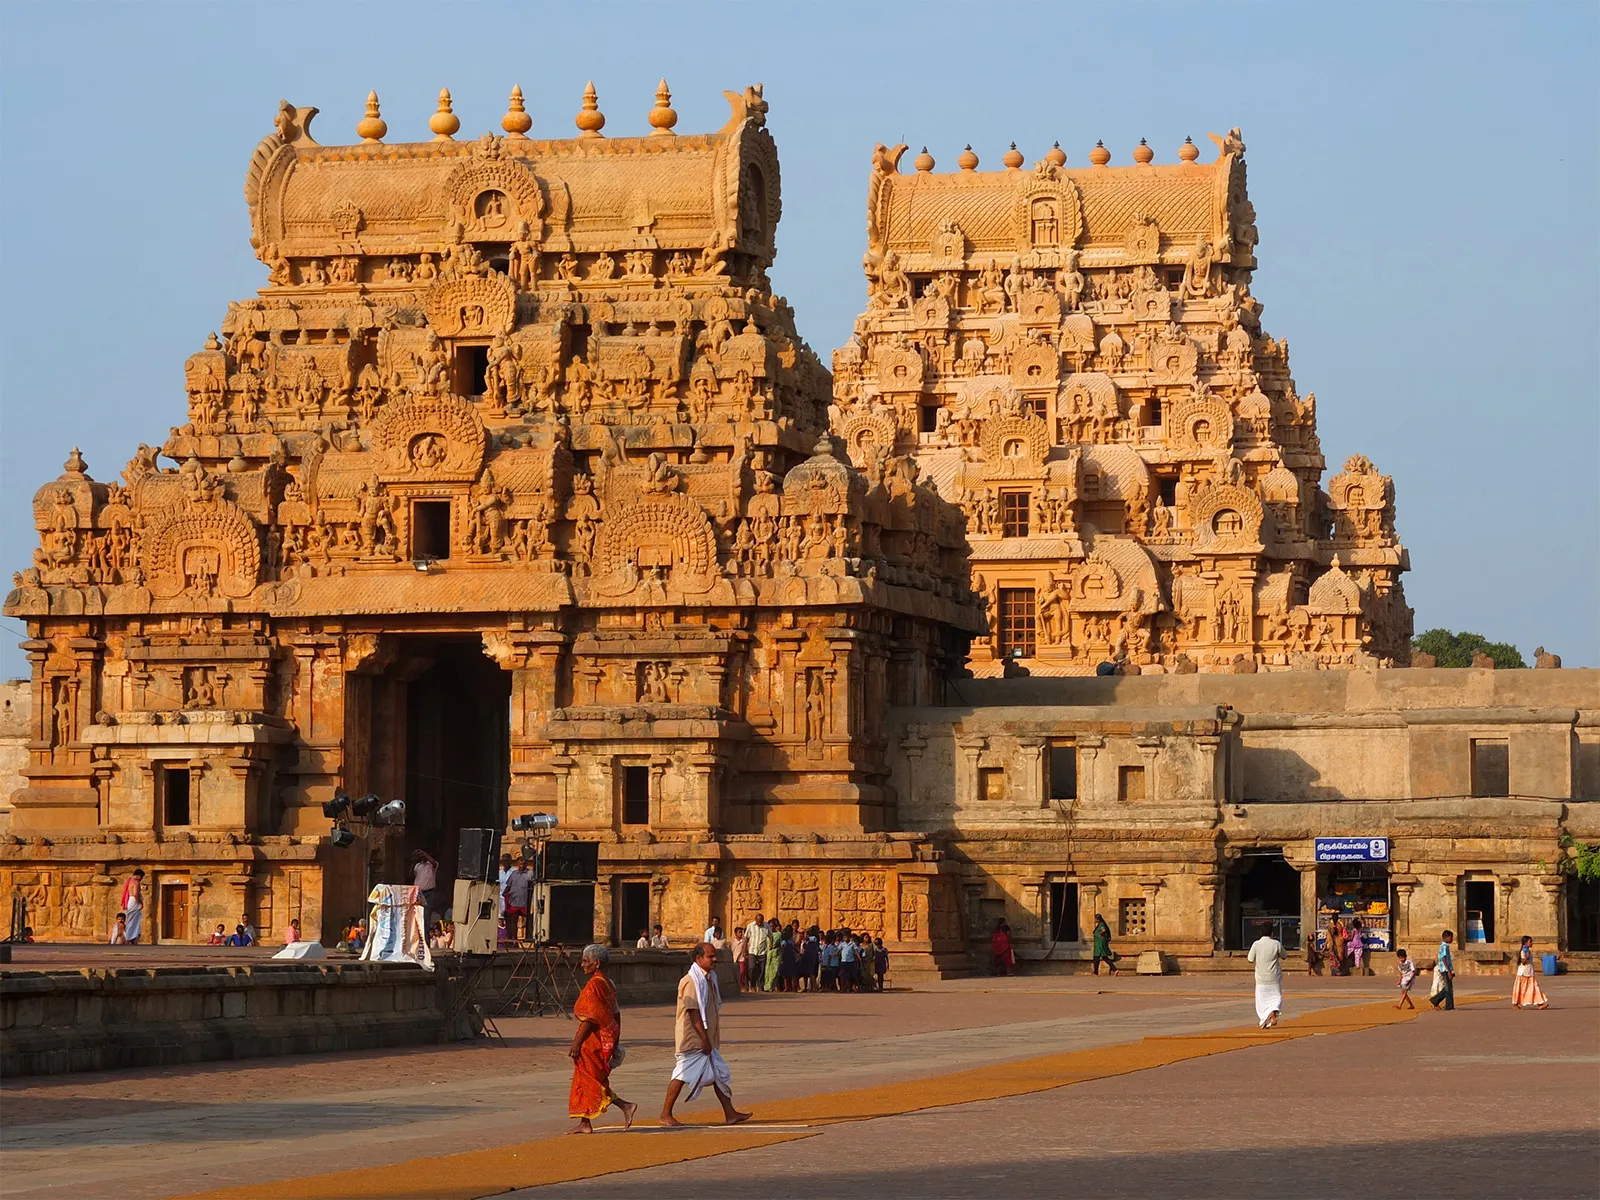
top-left (568, 944), bottom-right (638, 1134)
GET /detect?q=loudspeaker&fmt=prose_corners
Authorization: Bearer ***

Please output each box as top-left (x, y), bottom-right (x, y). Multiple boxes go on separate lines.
top-left (542, 840), bottom-right (599, 882)
top-left (452, 880), bottom-right (497, 954)
top-left (457, 828), bottom-right (500, 883)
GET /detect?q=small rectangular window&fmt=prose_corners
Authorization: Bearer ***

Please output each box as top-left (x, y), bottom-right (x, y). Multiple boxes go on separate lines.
top-left (979, 767), bottom-right (1007, 802)
top-left (1463, 879), bottom-right (1496, 944)
top-left (1119, 897), bottom-right (1147, 937)
top-left (1471, 739), bottom-right (1509, 797)
top-left (1001, 492), bottom-right (1031, 538)
top-left (1048, 743), bottom-right (1077, 800)
top-left (1146, 397), bottom-right (1164, 427)
top-left (160, 765), bottom-right (191, 827)
top-left (622, 766), bottom-right (650, 825)
top-left (1118, 764), bottom-right (1146, 803)
top-left (1158, 477), bottom-right (1178, 507)
top-left (455, 345), bottom-right (490, 396)
top-left (412, 501), bottom-right (451, 561)
top-left (920, 405), bottom-right (940, 434)
top-left (997, 588), bottom-right (1036, 659)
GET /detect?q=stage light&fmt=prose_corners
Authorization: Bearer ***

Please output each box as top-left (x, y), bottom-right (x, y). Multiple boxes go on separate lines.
top-left (322, 791), bottom-right (351, 819)
top-left (330, 826), bottom-right (356, 849)
top-left (374, 798), bottom-right (406, 826)
top-left (351, 793), bottom-right (381, 817)
top-left (511, 812), bottom-right (558, 833)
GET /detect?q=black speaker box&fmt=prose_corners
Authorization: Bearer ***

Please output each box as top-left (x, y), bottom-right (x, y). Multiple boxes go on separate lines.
top-left (542, 840), bottom-right (599, 882)
top-left (457, 828), bottom-right (500, 883)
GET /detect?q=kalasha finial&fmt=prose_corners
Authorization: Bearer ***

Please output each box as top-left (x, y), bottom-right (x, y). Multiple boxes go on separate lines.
top-left (914, 146), bottom-right (935, 172)
top-left (648, 78), bottom-right (678, 135)
top-left (1002, 143), bottom-right (1024, 170)
top-left (1089, 139), bottom-right (1111, 167)
top-left (430, 88), bottom-right (460, 140)
top-left (957, 144), bottom-right (979, 171)
top-left (575, 81), bottom-right (606, 137)
top-left (1179, 135), bottom-right (1200, 163)
top-left (1045, 140), bottom-right (1067, 167)
top-left (502, 85), bottom-right (532, 138)
top-left (357, 90), bottom-right (387, 143)
top-left (64, 447), bottom-right (87, 476)
top-left (1133, 137), bottom-right (1154, 165)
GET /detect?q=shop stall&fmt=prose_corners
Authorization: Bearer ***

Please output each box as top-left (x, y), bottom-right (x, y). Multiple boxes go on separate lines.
top-left (1313, 837), bottom-right (1391, 969)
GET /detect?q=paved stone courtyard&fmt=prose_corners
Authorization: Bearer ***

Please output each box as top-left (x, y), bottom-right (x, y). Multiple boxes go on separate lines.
top-left (2, 974), bottom-right (1595, 1199)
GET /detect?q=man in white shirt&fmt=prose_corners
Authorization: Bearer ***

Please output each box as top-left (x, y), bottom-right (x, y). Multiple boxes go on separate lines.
top-left (1247, 930), bottom-right (1287, 1028)
top-left (704, 916), bottom-right (724, 945)
top-left (649, 923), bottom-right (670, 950)
top-left (744, 914), bottom-right (769, 991)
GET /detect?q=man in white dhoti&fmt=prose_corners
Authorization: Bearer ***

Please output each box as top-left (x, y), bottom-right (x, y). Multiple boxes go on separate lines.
top-left (1248, 929), bottom-right (1287, 1028)
top-left (120, 869), bottom-right (145, 943)
top-left (660, 941), bottom-right (751, 1127)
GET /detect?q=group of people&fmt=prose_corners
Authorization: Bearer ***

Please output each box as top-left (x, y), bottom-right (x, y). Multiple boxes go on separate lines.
top-left (992, 914), bottom-right (1121, 976)
top-left (1250, 925), bottom-right (1554, 1030)
top-left (1313, 916), bottom-right (1373, 976)
top-left (726, 915), bottom-right (891, 993)
top-left (566, 941), bottom-right (750, 1134)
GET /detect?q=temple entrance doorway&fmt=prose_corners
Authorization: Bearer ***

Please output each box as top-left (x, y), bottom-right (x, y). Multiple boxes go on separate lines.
top-left (361, 637), bottom-right (510, 905)
top-left (1225, 849), bottom-right (1302, 950)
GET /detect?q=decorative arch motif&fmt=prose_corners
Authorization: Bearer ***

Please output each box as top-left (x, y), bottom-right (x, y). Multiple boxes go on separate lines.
top-left (1013, 168), bottom-right (1083, 253)
top-left (1189, 483), bottom-right (1265, 552)
top-left (1079, 444), bottom-right (1149, 502)
top-left (422, 273), bottom-right (516, 339)
top-left (837, 410), bottom-right (898, 467)
top-left (1169, 393), bottom-right (1235, 452)
top-left (980, 412), bottom-right (1050, 475)
top-left (590, 494), bottom-right (719, 597)
top-left (871, 339), bottom-right (924, 392)
top-left (782, 442), bottom-right (859, 514)
top-left (371, 394), bottom-right (487, 479)
top-left (143, 504), bottom-right (261, 600)
top-left (445, 157), bottom-right (544, 238)
top-left (1059, 373), bottom-right (1119, 420)
top-left (1068, 551), bottom-right (1132, 612)
top-left (1010, 340), bottom-right (1060, 388)
top-left (1308, 560), bottom-right (1363, 614)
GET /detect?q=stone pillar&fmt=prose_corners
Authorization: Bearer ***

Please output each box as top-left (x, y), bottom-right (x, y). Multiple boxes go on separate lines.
top-left (1537, 875), bottom-right (1564, 948)
top-left (1197, 872), bottom-right (1222, 950)
top-left (1077, 735), bottom-right (1105, 803)
top-left (1391, 875), bottom-right (1418, 948)
top-left (1134, 736), bottom-right (1162, 802)
top-left (1016, 737), bottom-right (1046, 807)
top-left (1138, 877), bottom-right (1164, 938)
top-left (1019, 875), bottom-right (1046, 941)
top-left (1495, 876), bottom-right (1518, 945)
top-left (593, 876), bottom-right (615, 948)
top-left (1077, 879), bottom-right (1105, 930)
top-left (955, 735), bottom-right (985, 806)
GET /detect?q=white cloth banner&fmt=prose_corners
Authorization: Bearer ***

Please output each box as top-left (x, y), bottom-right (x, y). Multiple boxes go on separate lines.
top-left (273, 940), bottom-right (326, 960)
top-left (360, 883), bottom-right (433, 970)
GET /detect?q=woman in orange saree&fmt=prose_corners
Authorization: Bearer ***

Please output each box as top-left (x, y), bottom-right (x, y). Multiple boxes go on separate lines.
top-left (568, 944), bottom-right (638, 1133)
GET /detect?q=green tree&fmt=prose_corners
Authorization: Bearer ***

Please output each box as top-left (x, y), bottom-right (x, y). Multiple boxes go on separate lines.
top-left (1412, 628), bottom-right (1526, 669)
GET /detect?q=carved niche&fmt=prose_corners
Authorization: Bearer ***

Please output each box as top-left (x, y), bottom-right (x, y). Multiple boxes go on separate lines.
top-left (422, 272), bottom-right (517, 339)
top-left (370, 394), bottom-right (488, 481)
top-left (445, 151), bottom-right (545, 240)
top-left (837, 410), bottom-right (899, 467)
top-left (1189, 484), bottom-right (1265, 553)
top-left (1308, 560), bottom-right (1363, 615)
top-left (1013, 165), bottom-right (1082, 254)
top-left (589, 494), bottom-right (720, 598)
top-left (143, 503), bottom-right (262, 600)
top-left (1168, 392), bottom-right (1235, 454)
top-left (1126, 214), bottom-right (1162, 264)
top-left (980, 412), bottom-right (1050, 479)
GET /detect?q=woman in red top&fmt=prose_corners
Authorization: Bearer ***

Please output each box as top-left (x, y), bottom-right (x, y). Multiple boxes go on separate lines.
top-left (568, 944), bottom-right (638, 1134)
top-left (991, 918), bottom-right (1016, 976)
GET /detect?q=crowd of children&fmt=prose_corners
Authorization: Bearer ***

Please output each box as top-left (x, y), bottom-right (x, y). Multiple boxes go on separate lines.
top-left (728, 917), bottom-right (892, 993)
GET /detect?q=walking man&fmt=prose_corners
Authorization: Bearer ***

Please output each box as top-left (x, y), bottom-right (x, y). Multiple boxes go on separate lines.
top-left (660, 942), bottom-right (751, 1127)
top-left (1429, 929), bottom-right (1456, 1011)
top-left (1248, 925), bottom-right (1287, 1028)
top-left (744, 913), bottom-right (769, 992)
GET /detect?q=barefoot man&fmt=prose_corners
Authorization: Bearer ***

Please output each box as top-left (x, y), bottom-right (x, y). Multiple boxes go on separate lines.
top-left (567, 944), bottom-right (637, 1134)
top-left (1248, 926), bottom-right (1287, 1029)
top-left (661, 941), bottom-right (751, 1127)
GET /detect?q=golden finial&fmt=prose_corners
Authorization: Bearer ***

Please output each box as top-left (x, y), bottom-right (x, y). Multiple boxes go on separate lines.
top-left (1179, 135), bottom-right (1200, 163)
top-left (957, 144), bottom-right (979, 171)
top-left (1045, 141), bottom-right (1067, 167)
top-left (357, 90), bottom-right (387, 143)
top-left (429, 88), bottom-right (460, 140)
top-left (1133, 137), bottom-right (1154, 165)
top-left (913, 146), bottom-right (935, 172)
top-left (1002, 143), bottom-right (1025, 170)
top-left (648, 78), bottom-right (678, 135)
top-left (502, 85), bottom-right (532, 138)
top-left (575, 81), bottom-right (606, 137)
top-left (1089, 139), bottom-right (1111, 167)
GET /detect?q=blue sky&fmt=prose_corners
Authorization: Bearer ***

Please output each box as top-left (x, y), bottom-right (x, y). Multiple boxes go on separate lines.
top-left (1, 2), bottom-right (1596, 673)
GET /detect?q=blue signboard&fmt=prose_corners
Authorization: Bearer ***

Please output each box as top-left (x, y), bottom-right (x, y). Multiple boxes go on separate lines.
top-left (1315, 837), bottom-right (1389, 863)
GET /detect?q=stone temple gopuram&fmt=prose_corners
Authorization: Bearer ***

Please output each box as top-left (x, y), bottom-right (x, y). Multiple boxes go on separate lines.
top-left (5, 86), bottom-right (1597, 972)
top-left (832, 134), bottom-right (1411, 674)
top-left (2, 84), bottom-right (982, 951)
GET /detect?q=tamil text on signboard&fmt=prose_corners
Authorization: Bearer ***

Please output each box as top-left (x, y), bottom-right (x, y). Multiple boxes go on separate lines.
top-left (1314, 837), bottom-right (1389, 863)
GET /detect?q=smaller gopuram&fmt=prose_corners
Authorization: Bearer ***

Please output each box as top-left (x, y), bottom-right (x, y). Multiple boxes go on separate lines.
top-left (831, 133), bottom-right (1412, 674)
top-left (2, 83), bottom-right (981, 953)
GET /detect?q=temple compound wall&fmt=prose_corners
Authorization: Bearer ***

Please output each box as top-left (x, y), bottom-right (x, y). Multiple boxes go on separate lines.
top-left (832, 132), bottom-right (1411, 675)
top-left (890, 668), bottom-right (1600, 971)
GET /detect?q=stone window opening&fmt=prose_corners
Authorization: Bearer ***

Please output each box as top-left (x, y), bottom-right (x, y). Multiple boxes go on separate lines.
top-left (1047, 880), bottom-right (1080, 943)
top-left (1119, 896), bottom-right (1147, 937)
top-left (1158, 477), bottom-right (1178, 507)
top-left (453, 344), bottom-right (490, 397)
top-left (920, 404), bottom-right (940, 434)
top-left (1146, 397), bottom-right (1164, 427)
top-left (159, 763), bottom-right (191, 827)
top-left (618, 880), bottom-right (650, 947)
top-left (412, 500), bottom-right (451, 561)
top-left (997, 587), bottom-right (1036, 658)
top-left (1471, 739), bottom-right (1509, 797)
top-left (1118, 764), bottom-right (1146, 802)
top-left (1047, 742), bottom-right (1077, 801)
top-left (622, 765), bottom-right (650, 826)
top-left (1001, 492), bottom-right (1031, 538)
